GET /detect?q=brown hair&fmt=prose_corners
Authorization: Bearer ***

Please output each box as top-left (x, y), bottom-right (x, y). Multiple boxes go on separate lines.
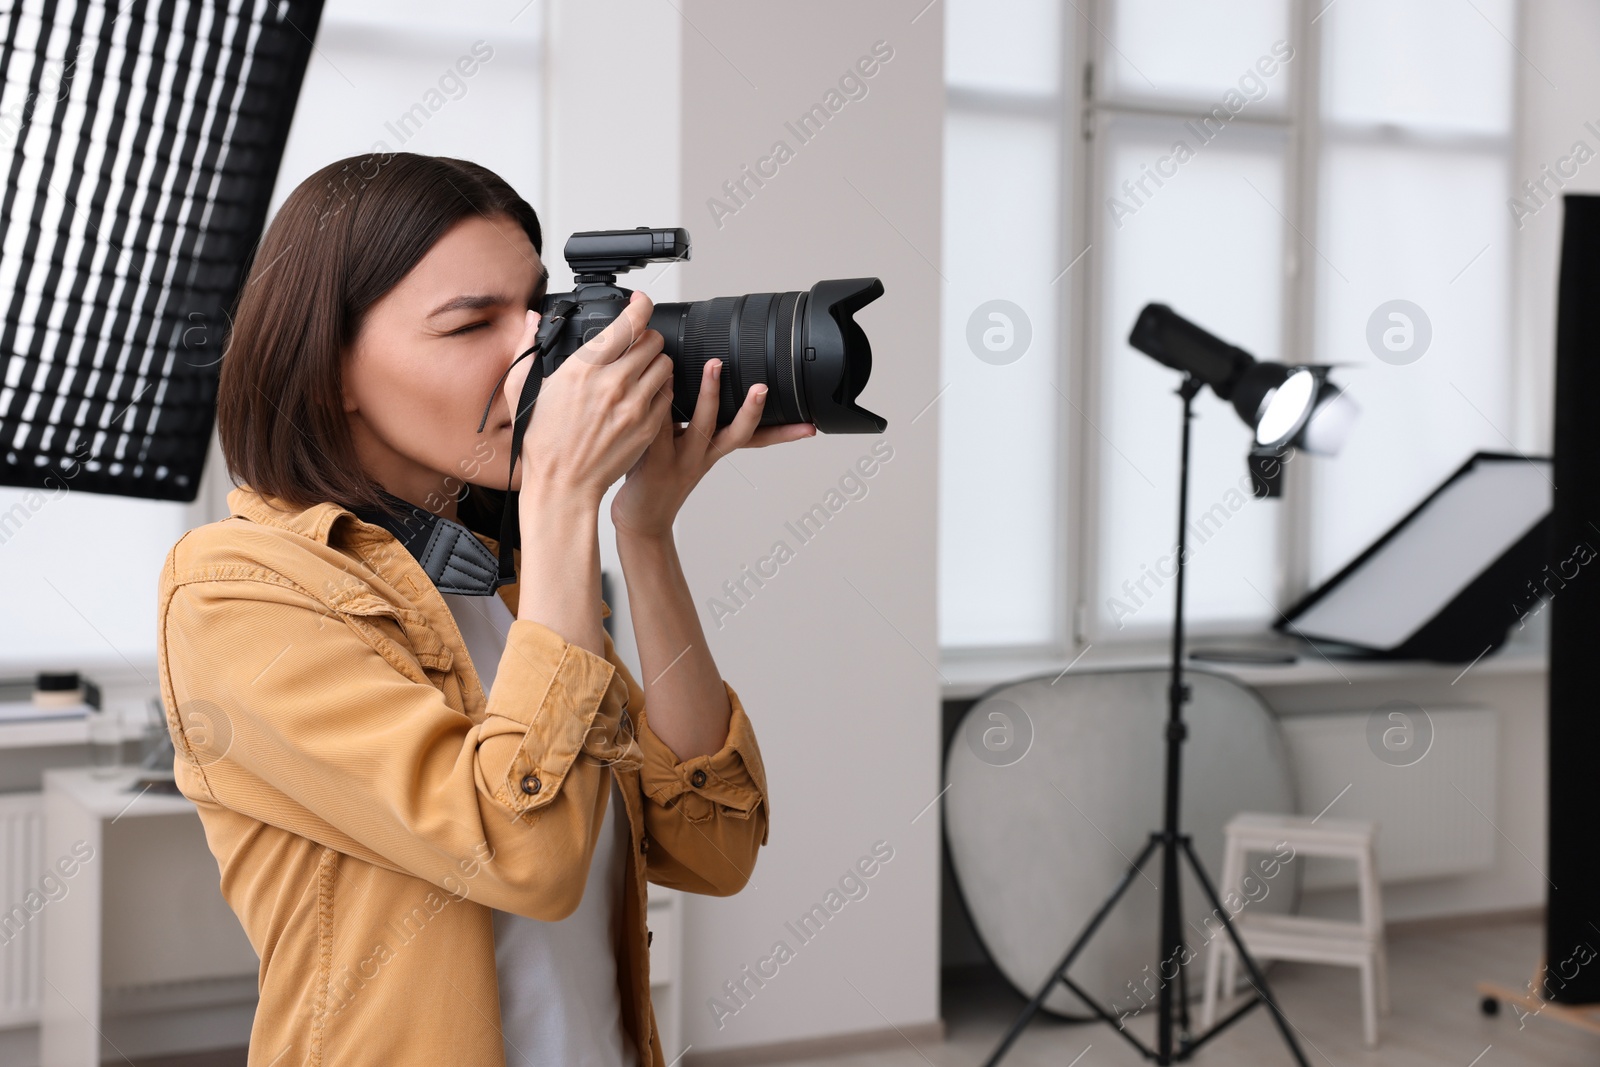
top-left (216, 152), bottom-right (542, 523)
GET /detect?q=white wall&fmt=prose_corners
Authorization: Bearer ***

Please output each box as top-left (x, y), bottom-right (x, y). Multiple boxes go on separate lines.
top-left (544, 1), bottom-right (943, 1057)
top-left (541, 0), bottom-right (684, 678)
top-left (1259, 660), bottom-right (1549, 925)
top-left (672, 1), bottom-right (943, 1055)
top-left (271, 1), bottom-right (543, 218)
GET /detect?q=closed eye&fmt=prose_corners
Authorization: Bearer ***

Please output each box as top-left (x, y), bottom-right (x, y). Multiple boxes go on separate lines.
top-left (449, 321), bottom-right (488, 335)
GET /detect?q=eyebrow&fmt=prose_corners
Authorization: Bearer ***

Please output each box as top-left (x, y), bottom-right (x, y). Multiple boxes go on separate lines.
top-left (427, 264), bottom-right (550, 318)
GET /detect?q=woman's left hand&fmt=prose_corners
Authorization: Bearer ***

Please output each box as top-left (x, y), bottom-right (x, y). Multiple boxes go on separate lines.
top-left (610, 359), bottom-right (815, 539)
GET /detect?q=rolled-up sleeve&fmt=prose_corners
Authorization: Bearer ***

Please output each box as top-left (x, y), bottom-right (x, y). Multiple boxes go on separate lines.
top-left (601, 634), bottom-right (769, 895)
top-left (158, 565), bottom-right (633, 922)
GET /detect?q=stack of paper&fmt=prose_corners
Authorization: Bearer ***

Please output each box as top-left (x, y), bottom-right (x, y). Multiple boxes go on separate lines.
top-left (0, 699), bottom-right (92, 724)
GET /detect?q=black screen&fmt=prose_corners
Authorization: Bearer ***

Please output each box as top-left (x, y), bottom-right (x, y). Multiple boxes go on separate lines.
top-left (1546, 192), bottom-right (1600, 1004)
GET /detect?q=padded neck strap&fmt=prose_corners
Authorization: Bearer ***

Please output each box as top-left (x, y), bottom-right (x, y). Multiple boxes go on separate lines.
top-left (349, 486), bottom-right (508, 596)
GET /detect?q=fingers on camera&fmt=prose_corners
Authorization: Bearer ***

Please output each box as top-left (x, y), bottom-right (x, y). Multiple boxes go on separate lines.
top-left (580, 312), bottom-right (630, 364)
top-left (644, 351), bottom-right (674, 394)
top-left (613, 292), bottom-right (655, 349)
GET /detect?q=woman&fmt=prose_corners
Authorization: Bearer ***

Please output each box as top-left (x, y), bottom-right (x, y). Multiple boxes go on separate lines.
top-left (155, 152), bottom-right (807, 1066)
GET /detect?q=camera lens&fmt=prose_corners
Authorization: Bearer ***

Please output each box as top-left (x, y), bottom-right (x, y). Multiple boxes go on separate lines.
top-left (648, 278), bottom-right (886, 434)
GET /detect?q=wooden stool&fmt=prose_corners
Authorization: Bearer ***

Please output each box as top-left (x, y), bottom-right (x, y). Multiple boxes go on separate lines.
top-left (1200, 812), bottom-right (1390, 1047)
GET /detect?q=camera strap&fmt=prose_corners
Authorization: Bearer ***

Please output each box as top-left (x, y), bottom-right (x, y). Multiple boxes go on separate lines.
top-left (348, 484), bottom-right (506, 596)
top-left (475, 302), bottom-right (577, 588)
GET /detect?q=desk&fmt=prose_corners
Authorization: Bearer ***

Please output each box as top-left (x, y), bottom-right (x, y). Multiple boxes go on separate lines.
top-left (30, 766), bottom-right (687, 1064)
top-left (38, 767), bottom-right (257, 1067)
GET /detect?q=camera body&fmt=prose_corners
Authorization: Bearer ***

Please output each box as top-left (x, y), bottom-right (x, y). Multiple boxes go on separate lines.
top-left (534, 227), bottom-right (689, 365)
top-left (534, 227), bottom-right (886, 433)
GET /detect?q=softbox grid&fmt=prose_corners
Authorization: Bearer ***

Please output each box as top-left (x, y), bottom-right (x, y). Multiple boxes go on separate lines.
top-left (0, 0), bottom-right (323, 503)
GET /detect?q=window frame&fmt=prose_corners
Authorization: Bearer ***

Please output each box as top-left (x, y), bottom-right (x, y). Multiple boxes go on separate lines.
top-left (938, 0), bottom-right (1524, 664)
top-left (939, 7), bottom-right (1080, 664)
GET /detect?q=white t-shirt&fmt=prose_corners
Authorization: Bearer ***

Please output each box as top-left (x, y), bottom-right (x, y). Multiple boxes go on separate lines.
top-left (439, 589), bottom-right (638, 1067)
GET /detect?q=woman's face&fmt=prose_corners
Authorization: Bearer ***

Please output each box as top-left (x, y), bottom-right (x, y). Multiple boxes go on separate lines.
top-left (342, 211), bottom-right (547, 518)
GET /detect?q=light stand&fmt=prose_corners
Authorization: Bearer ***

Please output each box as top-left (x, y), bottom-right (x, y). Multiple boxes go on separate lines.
top-left (982, 374), bottom-right (1310, 1066)
top-left (982, 303), bottom-right (1359, 1065)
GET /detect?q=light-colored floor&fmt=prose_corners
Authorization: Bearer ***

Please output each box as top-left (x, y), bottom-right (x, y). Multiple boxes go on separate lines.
top-left (776, 920), bottom-right (1599, 1067)
top-left (131, 919), bottom-right (1598, 1067)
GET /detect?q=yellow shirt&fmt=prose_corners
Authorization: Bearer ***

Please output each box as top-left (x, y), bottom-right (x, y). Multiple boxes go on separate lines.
top-left (155, 484), bottom-right (769, 1066)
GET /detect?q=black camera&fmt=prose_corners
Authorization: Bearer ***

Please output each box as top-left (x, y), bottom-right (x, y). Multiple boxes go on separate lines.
top-left (532, 227), bottom-right (887, 433)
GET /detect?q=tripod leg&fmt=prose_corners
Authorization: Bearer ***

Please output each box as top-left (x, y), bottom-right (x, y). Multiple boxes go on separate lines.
top-left (1177, 923), bottom-right (1193, 1038)
top-left (982, 834), bottom-right (1162, 1067)
top-left (1157, 830), bottom-right (1193, 1057)
top-left (1180, 837), bottom-right (1310, 1067)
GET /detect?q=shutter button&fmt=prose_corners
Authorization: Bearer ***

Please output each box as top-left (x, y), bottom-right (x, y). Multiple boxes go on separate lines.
top-left (690, 769), bottom-right (707, 788)
top-left (520, 773), bottom-right (541, 795)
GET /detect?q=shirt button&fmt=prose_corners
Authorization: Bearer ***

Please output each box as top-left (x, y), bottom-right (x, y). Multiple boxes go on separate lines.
top-left (640, 836), bottom-right (651, 855)
top-left (690, 769), bottom-right (707, 788)
top-left (520, 773), bottom-right (541, 795)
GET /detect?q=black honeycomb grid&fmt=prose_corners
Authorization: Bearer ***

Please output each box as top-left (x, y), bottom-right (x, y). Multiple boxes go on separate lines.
top-left (0, 0), bottom-right (323, 503)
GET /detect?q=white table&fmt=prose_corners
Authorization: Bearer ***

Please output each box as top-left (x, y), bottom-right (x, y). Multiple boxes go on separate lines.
top-left (39, 767), bottom-right (257, 1067)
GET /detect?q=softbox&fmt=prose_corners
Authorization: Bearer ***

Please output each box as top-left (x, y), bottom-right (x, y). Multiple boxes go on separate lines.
top-left (0, 0), bottom-right (324, 503)
top-left (1276, 452), bottom-right (1552, 663)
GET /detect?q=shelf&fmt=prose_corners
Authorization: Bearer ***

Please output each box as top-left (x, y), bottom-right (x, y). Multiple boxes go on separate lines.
top-left (940, 642), bottom-right (1547, 702)
top-left (0, 715), bottom-right (149, 749)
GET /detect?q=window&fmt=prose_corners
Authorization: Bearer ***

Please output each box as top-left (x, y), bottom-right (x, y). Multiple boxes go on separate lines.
top-left (938, 0), bottom-right (1520, 655)
top-left (939, 0), bottom-right (1068, 650)
top-left (1308, 0), bottom-right (1515, 584)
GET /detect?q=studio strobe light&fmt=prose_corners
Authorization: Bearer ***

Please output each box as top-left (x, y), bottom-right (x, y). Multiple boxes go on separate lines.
top-left (985, 304), bottom-right (1357, 1067)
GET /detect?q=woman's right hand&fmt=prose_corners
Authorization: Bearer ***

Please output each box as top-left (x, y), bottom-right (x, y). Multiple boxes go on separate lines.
top-left (501, 290), bottom-right (674, 510)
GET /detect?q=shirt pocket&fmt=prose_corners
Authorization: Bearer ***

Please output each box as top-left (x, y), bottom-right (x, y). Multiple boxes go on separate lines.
top-left (328, 592), bottom-right (454, 686)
